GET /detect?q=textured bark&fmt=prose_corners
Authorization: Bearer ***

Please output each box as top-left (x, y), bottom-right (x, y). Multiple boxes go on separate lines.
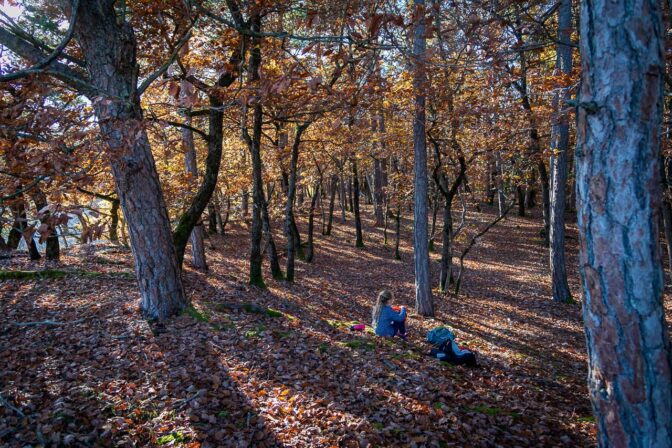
top-left (207, 203), bottom-right (218, 234)
top-left (549, 0), bottom-right (572, 302)
top-left (412, 0), bottom-right (434, 316)
top-left (109, 198), bottom-right (119, 242)
top-left (247, 13), bottom-right (265, 287)
top-left (180, 79), bottom-right (207, 271)
top-left (31, 187), bottom-right (60, 261)
top-left (72, 1), bottom-right (186, 320)
top-left (576, 0), bottom-right (672, 444)
top-left (351, 158), bottom-right (364, 248)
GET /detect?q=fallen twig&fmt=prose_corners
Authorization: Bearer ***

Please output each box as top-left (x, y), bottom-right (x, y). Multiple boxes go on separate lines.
top-left (0, 393), bottom-right (26, 418)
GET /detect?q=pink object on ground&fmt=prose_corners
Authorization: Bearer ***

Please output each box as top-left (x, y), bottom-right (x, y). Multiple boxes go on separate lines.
top-left (350, 324), bottom-right (366, 331)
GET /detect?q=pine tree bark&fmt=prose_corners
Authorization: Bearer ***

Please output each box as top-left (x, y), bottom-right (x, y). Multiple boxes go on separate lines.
top-left (549, 0), bottom-right (572, 302)
top-left (577, 0), bottom-right (672, 444)
top-left (73, 2), bottom-right (186, 319)
top-left (412, 0), bottom-right (434, 316)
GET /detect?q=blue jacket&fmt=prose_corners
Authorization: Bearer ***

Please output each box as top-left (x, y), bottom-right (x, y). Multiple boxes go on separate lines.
top-left (373, 305), bottom-right (406, 337)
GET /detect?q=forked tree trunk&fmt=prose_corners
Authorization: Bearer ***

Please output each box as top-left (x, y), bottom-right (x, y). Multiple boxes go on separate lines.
top-left (412, 0), bottom-right (433, 316)
top-left (577, 0), bottom-right (672, 444)
top-left (548, 0), bottom-right (572, 303)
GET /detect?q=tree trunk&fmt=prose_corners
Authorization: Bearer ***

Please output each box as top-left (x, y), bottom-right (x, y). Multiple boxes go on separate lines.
top-left (285, 123), bottom-right (309, 282)
top-left (109, 198), bottom-right (119, 242)
top-left (412, 0), bottom-right (434, 316)
top-left (348, 176), bottom-right (354, 212)
top-left (538, 159), bottom-right (550, 245)
top-left (495, 151), bottom-right (506, 217)
top-left (305, 183), bottom-right (320, 262)
top-left (248, 13), bottom-right (265, 287)
top-left (516, 185), bottom-right (526, 217)
top-left (352, 158), bottom-right (364, 248)
top-left (325, 174), bottom-right (337, 235)
top-left (31, 187), bottom-right (60, 261)
top-left (220, 197), bottom-right (231, 235)
top-left (549, 0), bottom-right (572, 302)
top-left (439, 199), bottom-right (453, 292)
top-left (208, 203), bottom-right (218, 234)
top-left (74, 2), bottom-right (186, 320)
top-left (394, 206), bottom-right (402, 260)
top-left (576, 0), bottom-right (672, 444)
top-left (180, 79), bottom-right (207, 271)
top-left (373, 158), bottom-right (386, 226)
top-left (339, 174), bottom-right (347, 222)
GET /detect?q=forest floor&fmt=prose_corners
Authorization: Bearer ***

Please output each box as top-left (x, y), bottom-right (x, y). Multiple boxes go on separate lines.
top-left (3, 203), bottom-right (666, 447)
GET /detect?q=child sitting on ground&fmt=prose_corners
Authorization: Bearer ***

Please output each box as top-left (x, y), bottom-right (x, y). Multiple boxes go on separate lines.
top-left (371, 290), bottom-right (407, 339)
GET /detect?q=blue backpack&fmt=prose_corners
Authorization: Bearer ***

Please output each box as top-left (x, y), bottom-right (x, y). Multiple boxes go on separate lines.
top-left (427, 326), bottom-right (477, 366)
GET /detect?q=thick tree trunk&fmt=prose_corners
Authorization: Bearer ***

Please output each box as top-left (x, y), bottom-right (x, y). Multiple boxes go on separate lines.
top-left (352, 158), bottom-right (364, 248)
top-left (577, 0), bottom-right (672, 444)
top-left (412, 0), bottom-right (434, 316)
top-left (74, 2), bottom-right (186, 320)
top-left (549, 0), bottom-right (572, 303)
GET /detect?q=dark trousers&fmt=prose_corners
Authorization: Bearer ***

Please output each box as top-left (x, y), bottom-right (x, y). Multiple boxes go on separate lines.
top-left (391, 320), bottom-right (406, 337)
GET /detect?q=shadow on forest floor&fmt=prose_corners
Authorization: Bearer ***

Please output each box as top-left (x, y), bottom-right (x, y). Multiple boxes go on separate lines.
top-left (0, 203), bottom-right (639, 446)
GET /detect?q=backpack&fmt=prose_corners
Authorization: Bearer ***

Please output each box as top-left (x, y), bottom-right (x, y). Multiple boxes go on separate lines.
top-left (427, 326), bottom-right (477, 367)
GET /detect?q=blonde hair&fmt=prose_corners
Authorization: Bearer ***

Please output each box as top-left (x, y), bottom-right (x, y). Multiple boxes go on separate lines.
top-left (372, 290), bottom-right (393, 327)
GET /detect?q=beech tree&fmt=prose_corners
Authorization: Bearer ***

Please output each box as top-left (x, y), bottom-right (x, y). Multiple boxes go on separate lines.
top-left (576, 0), bottom-right (672, 444)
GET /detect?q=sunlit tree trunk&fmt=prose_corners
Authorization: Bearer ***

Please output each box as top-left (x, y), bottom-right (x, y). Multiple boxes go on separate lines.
top-left (577, 0), bottom-right (672, 443)
top-left (74, 2), bottom-right (186, 319)
top-left (180, 79), bottom-right (207, 271)
top-left (549, 0), bottom-right (572, 302)
top-left (412, 0), bottom-right (433, 316)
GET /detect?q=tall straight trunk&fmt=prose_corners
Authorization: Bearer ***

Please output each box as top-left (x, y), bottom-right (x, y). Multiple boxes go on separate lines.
top-left (373, 159), bottom-right (386, 226)
top-left (412, 0), bottom-right (434, 316)
top-left (577, 0), bottom-right (672, 444)
top-left (428, 189), bottom-right (439, 251)
top-left (439, 199), bottom-right (453, 292)
top-left (73, 3), bottom-right (186, 319)
top-left (285, 123), bottom-right (309, 282)
top-left (348, 176), bottom-right (354, 212)
top-left (31, 187), bottom-right (60, 261)
top-left (247, 12), bottom-right (265, 287)
top-left (352, 158), bottom-right (364, 248)
top-left (180, 79), bottom-right (207, 271)
top-left (339, 174), bottom-right (347, 221)
top-left (305, 183), bottom-right (320, 262)
top-left (394, 206), bottom-right (402, 260)
top-left (495, 151), bottom-right (506, 217)
top-left (537, 159), bottom-right (550, 244)
top-left (549, 0), bottom-right (572, 302)
top-left (325, 174), bottom-right (338, 235)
